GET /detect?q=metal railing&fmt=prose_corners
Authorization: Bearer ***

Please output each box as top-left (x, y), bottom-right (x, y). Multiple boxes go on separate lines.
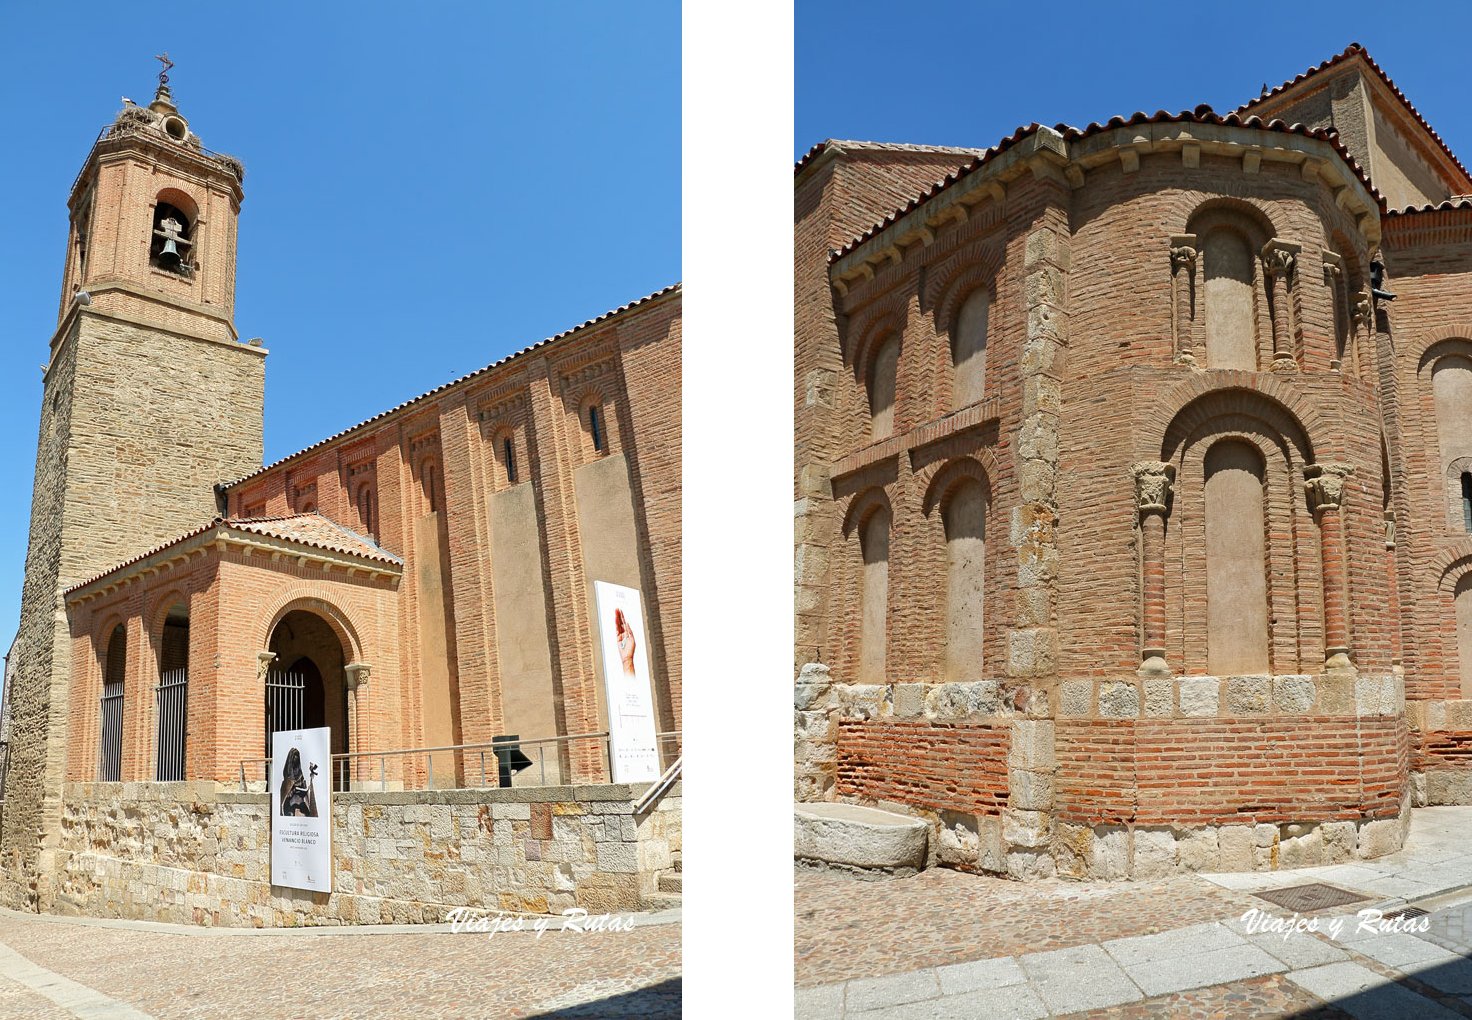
top-left (154, 669), bottom-right (188, 782)
top-left (98, 679), bottom-right (124, 782)
top-left (240, 731), bottom-right (681, 793)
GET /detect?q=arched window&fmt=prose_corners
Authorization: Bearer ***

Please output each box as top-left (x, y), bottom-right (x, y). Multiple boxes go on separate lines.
top-left (149, 202), bottom-right (194, 275)
top-left (943, 479), bottom-right (986, 681)
top-left (496, 431), bottom-right (520, 485)
top-left (1201, 227), bottom-right (1256, 370)
top-left (867, 335), bottom-right (899, 441)
top-left (952, 289), bottom-right (989, 409)
top-left (587, 403), bottom-right (606, 453)
top-left (99, 625), bottom-right (126, 782)
top-left (858, 508), bottom-right (890, 683)
top-left (355, 482), bottom-right (377, 539)
top-left (1204, 440), bottom-right (1270, 674)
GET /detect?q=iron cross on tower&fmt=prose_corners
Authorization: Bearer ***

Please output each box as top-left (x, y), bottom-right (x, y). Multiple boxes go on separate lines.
top-left (155, 52), bottom-right (174, 88)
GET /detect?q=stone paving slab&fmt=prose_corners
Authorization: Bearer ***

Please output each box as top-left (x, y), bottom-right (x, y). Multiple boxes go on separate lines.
top-left (1287, 961), bottom-right (1466, 1019)
top-left (1124, 942), bottom-right (1285, 997)
top-left (934, 955), bottom-right (1027, 996)
top-left (1017, 944), bottom-right (1144, 1014)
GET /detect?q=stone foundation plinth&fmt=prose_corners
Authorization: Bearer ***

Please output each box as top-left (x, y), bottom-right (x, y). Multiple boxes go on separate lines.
top-left (44, 781), bottom-right (680, 927)
top-left (795, 666), bottom-right (1411, 881)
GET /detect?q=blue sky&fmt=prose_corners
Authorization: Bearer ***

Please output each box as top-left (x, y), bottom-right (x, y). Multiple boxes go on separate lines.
top-left (0, 3), bottom-right (679, 644)
top-left (797, 3), bottom-right (1472, 168)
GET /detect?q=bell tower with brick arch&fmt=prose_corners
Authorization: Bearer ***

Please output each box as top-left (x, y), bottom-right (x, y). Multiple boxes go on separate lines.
top-left (2, 63), bottom-right (266, 906)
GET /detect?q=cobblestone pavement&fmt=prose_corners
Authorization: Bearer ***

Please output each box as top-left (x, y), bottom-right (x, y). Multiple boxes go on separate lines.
top-left (796, 807), bottom-right (1472, 1018)
top-left (0, 907), bottom-right (680, 1019)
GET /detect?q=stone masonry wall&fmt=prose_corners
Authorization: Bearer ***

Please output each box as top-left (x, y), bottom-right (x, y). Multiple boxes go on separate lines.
top-left (47, 782), bottom-right (680, 927)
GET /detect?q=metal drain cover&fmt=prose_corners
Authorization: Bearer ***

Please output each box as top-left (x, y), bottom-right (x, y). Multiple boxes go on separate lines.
top-left (1254, 883), bottom-right (1371, 912)
top-left (1383, 906), bottom-right (1430, 922)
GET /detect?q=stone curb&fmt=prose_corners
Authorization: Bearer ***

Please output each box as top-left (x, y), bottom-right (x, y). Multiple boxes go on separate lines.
top-left (0, 903), bottom-right (680, 937)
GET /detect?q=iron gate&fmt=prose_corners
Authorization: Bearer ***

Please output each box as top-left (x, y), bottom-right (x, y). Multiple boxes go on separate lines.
top-left (264, 669), bottom-right (305, 756)
top-left (154, 668), bottom-right (187, 781)
top-left (98, 678), bottom-right (123, 781)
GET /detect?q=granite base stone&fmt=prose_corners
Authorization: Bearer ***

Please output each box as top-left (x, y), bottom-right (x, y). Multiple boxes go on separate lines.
top-left (45, 781), bottom-right (680, 927)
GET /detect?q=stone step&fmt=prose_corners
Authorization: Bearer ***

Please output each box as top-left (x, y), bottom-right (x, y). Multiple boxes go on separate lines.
top-left (795, 802), bottom-right (927, 872)
top-left (658, 871), bottom-right (682, 893)
top-left (643, 892), bottom-right (682, 911)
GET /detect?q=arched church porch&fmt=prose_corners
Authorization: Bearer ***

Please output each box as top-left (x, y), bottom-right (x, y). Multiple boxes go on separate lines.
top-left (62, 516), bottom-right (402, 787)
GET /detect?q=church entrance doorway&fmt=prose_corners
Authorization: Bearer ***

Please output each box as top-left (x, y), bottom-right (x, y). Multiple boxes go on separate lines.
top-left (265, 609), bottom-right (350, 790)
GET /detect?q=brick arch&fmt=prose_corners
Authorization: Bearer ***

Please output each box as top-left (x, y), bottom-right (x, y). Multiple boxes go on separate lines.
top-left (1407, 326), bottom-right (1472, 369)
top-left (153, 185), bottom-right (200, 224)
top-left (918, 453), bottom-right (998, 517)
top-left (1165, 416), bottom-right (1323, 676)
top-left (1416, 335), bottom-right (1472, 374)
top-left (146, 585), bottom-right (193, 642)
top-left (1154, 378), bottom-right (1323, 464)
top-left (1168, 192), bottom-right (1280, 239)
top-left (840, 485), bottom-right (894, 540)
top-left (1433, 544), bottom-right (1472, 593)
top-left (258, 590), bottom-right (365, 664)
top-left (923, 239), bottom-right (1004, 332)
top-left (845, 305), bottom-right (905, 382)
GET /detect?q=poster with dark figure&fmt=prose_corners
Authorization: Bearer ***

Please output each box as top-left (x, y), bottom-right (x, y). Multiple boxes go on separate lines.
top-left (270, 727), bottom-right (332, 892)
top-left (279, 746), bottom-right (319, 817)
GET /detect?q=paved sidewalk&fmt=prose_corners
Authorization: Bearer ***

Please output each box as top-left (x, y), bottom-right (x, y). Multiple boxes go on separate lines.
top-left (796, 806), bottom-right (1472, 1018)
top-left (0, 905), bottom-right (680, 1018)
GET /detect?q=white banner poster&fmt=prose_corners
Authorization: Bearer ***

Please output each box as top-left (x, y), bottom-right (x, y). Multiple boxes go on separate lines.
top-left (270, 726), bottom-right (332, 893)
top-left (593, 581), bottom-right (660, 783)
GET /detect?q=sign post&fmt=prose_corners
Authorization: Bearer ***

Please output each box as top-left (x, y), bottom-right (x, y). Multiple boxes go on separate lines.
top-left (593, 581), bottom-right (660, 783)
top-left (269, 726), bottom-right (333, 893)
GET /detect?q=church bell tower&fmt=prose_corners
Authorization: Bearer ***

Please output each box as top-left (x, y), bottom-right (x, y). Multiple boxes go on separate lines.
top-left (2, 57), bottom-right (266, 905)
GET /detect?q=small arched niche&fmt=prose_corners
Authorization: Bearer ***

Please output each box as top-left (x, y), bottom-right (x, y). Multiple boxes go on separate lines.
top-left (1203, 439), bottom-right (1271, 675)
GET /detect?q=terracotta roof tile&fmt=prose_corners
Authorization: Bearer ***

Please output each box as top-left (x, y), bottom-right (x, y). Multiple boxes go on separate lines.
top-left (830, 110), bottom-right (1380, 264)
top-left (227, 514), bottom-right (402, 564)
top-left (795, 139), bottom-right (984, 176)
top-left (64, 513), bottom-right (402, 596)
top-left (224, 282), bottom-right (680, 490)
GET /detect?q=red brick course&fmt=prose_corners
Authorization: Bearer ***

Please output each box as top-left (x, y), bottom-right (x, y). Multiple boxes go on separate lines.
top-left (1057, 717), bottom-right (1408, 826)
top-left (836, 719), bottom-right (1009, 816)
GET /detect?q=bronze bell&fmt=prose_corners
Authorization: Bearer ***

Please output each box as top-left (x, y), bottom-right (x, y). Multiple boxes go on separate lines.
top-left (159, 237), bottom-right (180, 260)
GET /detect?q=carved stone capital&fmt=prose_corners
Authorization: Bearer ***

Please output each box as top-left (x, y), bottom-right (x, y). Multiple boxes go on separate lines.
top-left (1304, 463), bottom-right (1354, 515)
top-left (1262, 241), bottom-right (1299, 279)
top-left (345, 663), bottom-right (372, 692)
top-left (1131, 461), bottom-right (1176, 515)
top-left (256, 650), bottom-right (277, 682)
top-left (1169, 234), bottom-right (1198, 274)
top-left (1384, 510), bottom-right (1396, 549)
top-left (1351, 288), bottom-right (1373, 329)
top-left (1321, 250), bottom-right (1343, 283)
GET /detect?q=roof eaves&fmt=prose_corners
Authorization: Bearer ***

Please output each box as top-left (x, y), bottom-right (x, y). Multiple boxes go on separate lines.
top-left (223, 282), bottom-right (680, 490)
top-left (829, 110), bottom-right (1382, 265)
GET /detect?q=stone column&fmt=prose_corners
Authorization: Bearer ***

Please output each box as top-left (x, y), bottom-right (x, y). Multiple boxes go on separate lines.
top-left (1131, 462), bottom-right (1175, 676)
top-left (1322, 252), bottom-right (1345, 371)
top-left (1385, 510), bottom-right (1402, 667)
top-left (1169, 235), bottom-right (1197, 367)
top-left (1306, 464), bottom-right (1355, 669)
top-left (1263, 241), bottom-right (1300, 371)
top-left (346, 662), bottom-right (371, 742)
